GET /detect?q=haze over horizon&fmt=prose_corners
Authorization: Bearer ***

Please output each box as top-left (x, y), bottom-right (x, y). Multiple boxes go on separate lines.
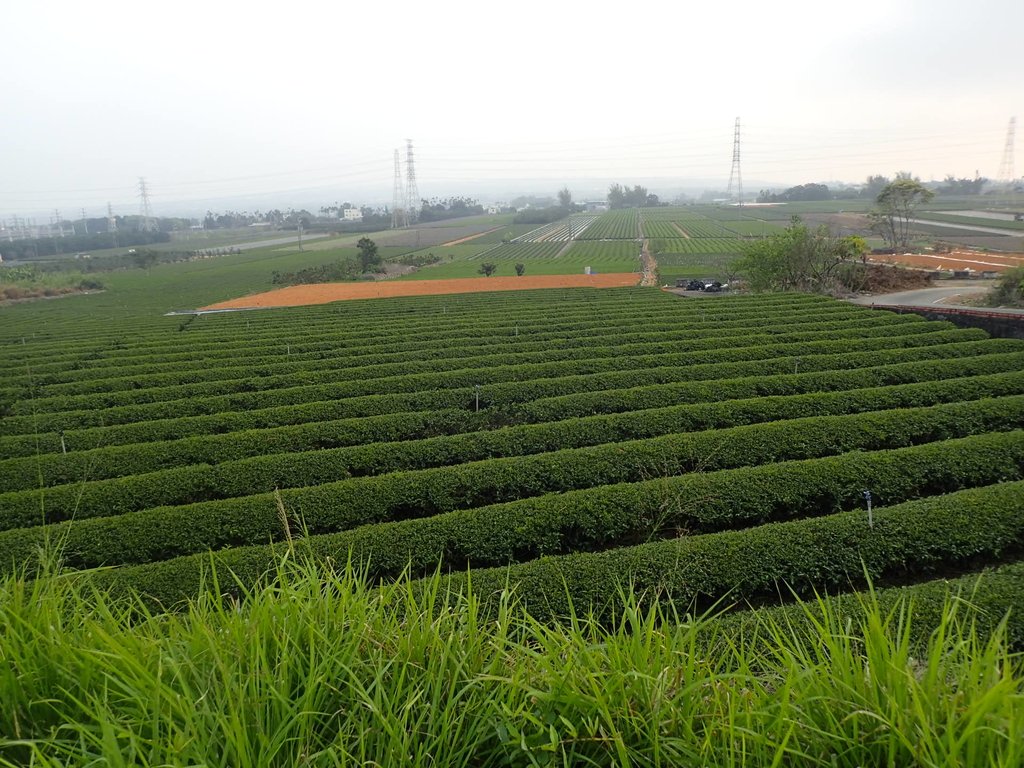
top-left (2, 0), bottom-right (1020, 219)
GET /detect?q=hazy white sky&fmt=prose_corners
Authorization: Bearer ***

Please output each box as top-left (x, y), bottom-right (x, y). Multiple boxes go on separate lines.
top-left (2, 0), bottom-right (1020, 216)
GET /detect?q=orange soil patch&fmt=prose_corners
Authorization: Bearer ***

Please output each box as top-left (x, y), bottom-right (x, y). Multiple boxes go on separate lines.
top-left (440, 226), bottom-right (504, 247)
top-left (870, 250), bottom-right (1024, 273)
top-left (201, 273), bottom-right (641, 310)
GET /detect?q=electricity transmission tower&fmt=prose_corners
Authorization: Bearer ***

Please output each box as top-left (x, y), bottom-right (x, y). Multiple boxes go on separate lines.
top-left (391, 149), bottom-right (406, 229)
top-left (405, 139), bottom-right (419, 225)
top-left (997, 117), bottom-right (1016, 185)
top-left (725, 117), bottom-right (743, 205)
top-left (107, 202), bottom-right (118, 247)
top-left (138, 177), bottom-right (154, 231)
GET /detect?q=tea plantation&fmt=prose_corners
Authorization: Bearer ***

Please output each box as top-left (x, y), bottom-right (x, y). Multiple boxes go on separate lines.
top-left (2, 286), bottom-right (1023, 621)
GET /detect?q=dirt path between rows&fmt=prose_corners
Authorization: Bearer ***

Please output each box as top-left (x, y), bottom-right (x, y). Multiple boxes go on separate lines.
top-left (640, 240), bottom-right (658, 287)
top-left (440, 226), bottom-right (505, 247)
top-left (671, 222), bottom-right (691, 239)
top-left (201, 273), bottom-right (641, 309)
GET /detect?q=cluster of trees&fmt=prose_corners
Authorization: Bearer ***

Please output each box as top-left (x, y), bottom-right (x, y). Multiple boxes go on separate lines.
top-left (513, 188), bottom-right (579, 225)
top-left (270, 237), bottom-right (383, 286)
top-left (937, 176), bottom-right (988, 195)
top-left (607, 184), bottom-right (660, 209)
top-left (0, 230), bottom-right (171, 261)
top-left (477, 263), bottom-right (526, 277)
top-left (737, 178), bottom-right (938, 291)
top-left (756, 184), bottom-right (833, 203)
top-left (985, 267), bottom-right (1024, 308)
top-left (203, 209), bottom-right (315, 230)
top-left (755, 174), bottom-right (965, 204)
top-left (417, 197), bottom-right (485, 223)
top-left (734, 216), bottom-right (869, 293)
top-left (271, 261), bottom-right (358, 286)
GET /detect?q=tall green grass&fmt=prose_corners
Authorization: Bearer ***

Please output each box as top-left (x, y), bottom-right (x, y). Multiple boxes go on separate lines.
top-left (1, 556), bottom-right (1021, 766)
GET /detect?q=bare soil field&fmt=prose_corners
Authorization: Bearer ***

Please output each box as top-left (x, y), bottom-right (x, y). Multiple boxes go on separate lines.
top-left (201, 273), bottom-right (640, 309)
top-left (869, 250), bottom-right (1024, 273)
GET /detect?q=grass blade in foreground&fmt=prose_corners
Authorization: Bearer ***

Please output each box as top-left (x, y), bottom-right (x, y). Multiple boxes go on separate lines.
top-left (0, 561), bottom-right (1022, 767)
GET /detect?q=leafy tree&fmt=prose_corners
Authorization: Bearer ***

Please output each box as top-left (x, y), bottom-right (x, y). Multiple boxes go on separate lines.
top-left (939, 175), bottom-right (987, 195)
top-left (514, 262), bottom-right (525, 276)
top-left (757, 183), bottom-right (832, 203)
top-left (861, 174), bottom-right (891, 199)
top-left (607, 183), bottom-right (655, 209)
top-left (985, 267), bottom-right (1024, 308)
top-left (478, 263), bottom-right (497, 277)
top-left (607, 183), bottom-right (625, 210)
top-left (557, 187), bottom-right (573, 209)
top-left (734, 216), bottom-right (864, 293)
top-left (356, 237), bottom-right (381, 272)
top-left (867, 178), bottom-right (934, 252)
top-left (131, 249), bottom-right (159, 271)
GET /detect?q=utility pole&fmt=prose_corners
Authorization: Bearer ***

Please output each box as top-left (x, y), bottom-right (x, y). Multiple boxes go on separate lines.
top-left (80, 208), bottom-right (89, 235)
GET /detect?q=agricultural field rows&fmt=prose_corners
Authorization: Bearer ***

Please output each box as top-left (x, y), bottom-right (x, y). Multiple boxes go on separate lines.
top-left (577, 209), bottom-right (638, 240)
top-left (649, 237), bottom-right (741, 254)
top-left (2, 286), bottom-right (1023, 625)
top-left (513, 214), bottom-right (601, 243)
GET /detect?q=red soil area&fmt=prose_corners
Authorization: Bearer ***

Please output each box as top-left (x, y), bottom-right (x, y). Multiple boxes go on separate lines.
top-left (870, 250), bottom-right (1024, 273)
top-left (201, 273), bottom-right (641, 310)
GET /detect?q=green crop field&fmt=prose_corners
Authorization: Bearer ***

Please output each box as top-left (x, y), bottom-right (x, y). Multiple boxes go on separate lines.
top-left (394, 241), bottom-right (640, 280)
top-left (2, 285), bottom-right (1024, 618)
top-left (4, 265), bottom-right (1024, 763)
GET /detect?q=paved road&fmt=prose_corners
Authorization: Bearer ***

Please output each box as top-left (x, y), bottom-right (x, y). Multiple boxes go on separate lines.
top-left (909, 218), bottom-right (1024, 237)
top-left (848, 282), bottom-right (1024, 316)
top-left (232, 233), bottom-right (331, 250)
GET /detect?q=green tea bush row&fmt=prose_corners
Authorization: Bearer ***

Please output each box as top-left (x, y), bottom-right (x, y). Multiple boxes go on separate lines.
top-left (439, 481), bottom-right (1024, 620)
top-left (11, 319), bottom-right (943, 416)
top-left (82, 436), bottom-right (1024, 606)
top-left (3, 292), bottom-right (840, 375)
top-left (16, 311), bottom-right (903, 398)
top-left (7, 345), bottom-right (1020, 461)
top-left (8, 369), bottom-right (1024, 493)
top-left (0, 328), bottom-right (987, 435)
top-left (1, 409), bottom-right (1020, 569)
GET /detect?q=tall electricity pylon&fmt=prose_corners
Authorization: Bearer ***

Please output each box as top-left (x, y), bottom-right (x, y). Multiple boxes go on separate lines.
top-left (405, 139), bottom-right (419, 225)
top-left (725, 117), bottom-right (743, 206)
top-left (391, 149), bottom-right (406, 228)
top-left (997, 117), bottom-right (1016, 185)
